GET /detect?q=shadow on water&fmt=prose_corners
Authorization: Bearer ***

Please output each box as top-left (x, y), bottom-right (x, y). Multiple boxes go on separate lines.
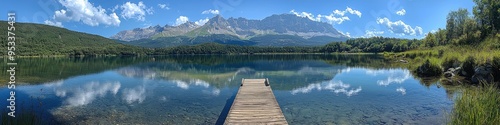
top-left (215, 90), bottom-right (237, 125)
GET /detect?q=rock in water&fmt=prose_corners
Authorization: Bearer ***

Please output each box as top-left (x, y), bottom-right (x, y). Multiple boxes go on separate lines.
top-left (471, 63), bottom-right (494, 84)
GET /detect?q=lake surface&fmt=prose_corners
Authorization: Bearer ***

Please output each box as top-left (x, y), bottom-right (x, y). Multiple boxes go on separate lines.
top-left (0, 55), bottom-right (455, 124)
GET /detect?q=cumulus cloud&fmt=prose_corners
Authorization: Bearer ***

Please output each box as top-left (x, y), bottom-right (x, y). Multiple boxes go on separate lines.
top-left (396, 9), bottom-right (406, 16)
top-left (333, 7), bottom-right (362, 17)
top-left (120, 1), bottom-right (153, 21)
top-left (174, 16), bottom-right (189, 26)
top-left (194, 18), bottom-right (209, 26)
top-left (363, 30), bottom-right (384, 37)
top-left (339, 31), bottom-right (351, 38)
top-left (290, 7), bottom-right (361, 24)
top-left (202, 9), bottom-right (220, 14)
top-left (158, 4), bottom-right (170, 10)
top-left (175, 16), bottom-right (189, 26)
top-left (376, 17), bottom-right (423, 36)
top-left (290, 9), bottom-right (321, 21)
top-left (53, 0), bottom-right (120, 26)
top-left (44, 20), bottom-right (63, 27)
top-left (323, 14), bottom-right (350, 24)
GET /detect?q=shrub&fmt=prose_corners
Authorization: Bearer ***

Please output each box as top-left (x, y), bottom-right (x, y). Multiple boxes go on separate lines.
top-left (415, 59), bottom-right (443, 77)
top-left (438, 49), bottom-right (445, 58)
top-left (461, 56), bottom-right (476, 77)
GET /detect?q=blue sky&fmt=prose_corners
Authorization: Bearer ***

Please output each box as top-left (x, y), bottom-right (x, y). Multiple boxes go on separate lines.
top-left (1, 0), bottom-right (475, 39)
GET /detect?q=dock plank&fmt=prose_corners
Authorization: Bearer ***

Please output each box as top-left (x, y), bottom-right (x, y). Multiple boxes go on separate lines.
top-left (224, 79), bottom-right (288, 125)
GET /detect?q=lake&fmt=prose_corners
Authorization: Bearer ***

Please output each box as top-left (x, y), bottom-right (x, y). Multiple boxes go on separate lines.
top-left (0, 55), bottom-right (455, 124)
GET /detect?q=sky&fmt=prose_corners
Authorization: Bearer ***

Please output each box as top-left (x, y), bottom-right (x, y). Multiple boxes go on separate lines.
top-left (1, 0), bottom-right (475, 39)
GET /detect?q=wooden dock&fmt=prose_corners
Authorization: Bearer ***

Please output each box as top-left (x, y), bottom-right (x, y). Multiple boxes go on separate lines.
top-left (224, 78), bottom-right (288, 125)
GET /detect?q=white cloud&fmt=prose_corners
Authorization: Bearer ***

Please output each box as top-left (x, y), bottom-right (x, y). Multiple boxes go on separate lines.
top-left (323, 14), bottom-right (350, 24)
top-left (333, 7), bottom-right (362, 17)
top-left (44, 20), bottom-right (63, 27)
top-left (120, 1), bottom-right (153, 21)
top-left (396, 9), bottom-right (406, 16)
top-left (339, 31), bottom-right (351, 38)
top-left (54, 0), bottom-right (120, 26)
top-left (376, 17), bottom-right (423, 36)
top-left (202, 9), bottom-right (220, 15)
top-left (175, 16), bottom-right (189, 26)
top-left (289, 7), bottom-right (361, 25)
top-left (194, 18), bottom-right (209, 26)
top-left (290, 10), bottom-right (321, 21)
top-left (158, 4), bottom-right (170, 10)
top-left (364, 30), bottom-right (384, 37)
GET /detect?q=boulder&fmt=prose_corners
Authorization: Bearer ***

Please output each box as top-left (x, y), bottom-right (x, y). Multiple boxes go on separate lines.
top-left (398, 59), bottom-right (408, 63)
top-left (444, 71), bottom-right (455, 78)
top-left (444, 67), bottom-right (461, 78)
top-left (471, 63), bottom-right (494, 84)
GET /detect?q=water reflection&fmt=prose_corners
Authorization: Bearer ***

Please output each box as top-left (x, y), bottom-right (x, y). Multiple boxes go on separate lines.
top-left (54, 81), bottom-right (121, 107)
top-left (0, 55), bottom-right (457, 124)
top-left (291, 80), bottom-right (362, 96)
top-left (366, 69), bottom-right (411, 86)
top-left (397, 87), bottom-right (407, 95)
top-left (122, 85), bottom-right (145, 104)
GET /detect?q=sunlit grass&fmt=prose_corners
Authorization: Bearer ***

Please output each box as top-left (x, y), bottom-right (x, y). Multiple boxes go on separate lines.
top-left (449, 83), bottom-right (500, 125)
top-left (385, 36), bottom-right (500, 71)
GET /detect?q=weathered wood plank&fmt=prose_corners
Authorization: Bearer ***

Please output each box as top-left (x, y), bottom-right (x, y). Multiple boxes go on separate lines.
top-left (225, 78), bottom-right (288, 125)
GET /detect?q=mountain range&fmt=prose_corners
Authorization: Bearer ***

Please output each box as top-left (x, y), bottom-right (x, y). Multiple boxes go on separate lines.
top-left (111, 14), bottom-right (348, 47)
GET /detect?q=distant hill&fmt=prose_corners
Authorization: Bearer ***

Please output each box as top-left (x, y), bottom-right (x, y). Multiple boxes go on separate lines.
top-left (112, 14), bottom-right (348, 47)
top-left (0, 21), bottom-right (147, 56)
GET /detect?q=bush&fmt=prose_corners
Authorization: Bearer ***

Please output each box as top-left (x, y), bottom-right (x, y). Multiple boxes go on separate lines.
top-left (438, 49), bottom-right (445, 58)
top-left (415, 59), bottom-right (443, 77)
top-left (461, 56), bottom-right (476, 77)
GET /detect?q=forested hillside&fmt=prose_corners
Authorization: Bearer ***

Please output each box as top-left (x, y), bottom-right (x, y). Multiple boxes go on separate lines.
top-left (0, 21), bottom-right (149, 56)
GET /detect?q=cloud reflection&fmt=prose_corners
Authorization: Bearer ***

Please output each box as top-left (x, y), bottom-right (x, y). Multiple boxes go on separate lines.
top-left (116, 67), bottom-right (157, 79)
top-left (291, 80), bottom-right (362, 96)
top-left (365, 69), bottom-right (411, 86)
top-left (122, 85), bottom-right (146, 104)
top-left (397, 87), bottom-right (406, 95)
top-left (171, 79), bottom-right (210, 90)
top-left (55, 81), bottom-right (121, 107)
